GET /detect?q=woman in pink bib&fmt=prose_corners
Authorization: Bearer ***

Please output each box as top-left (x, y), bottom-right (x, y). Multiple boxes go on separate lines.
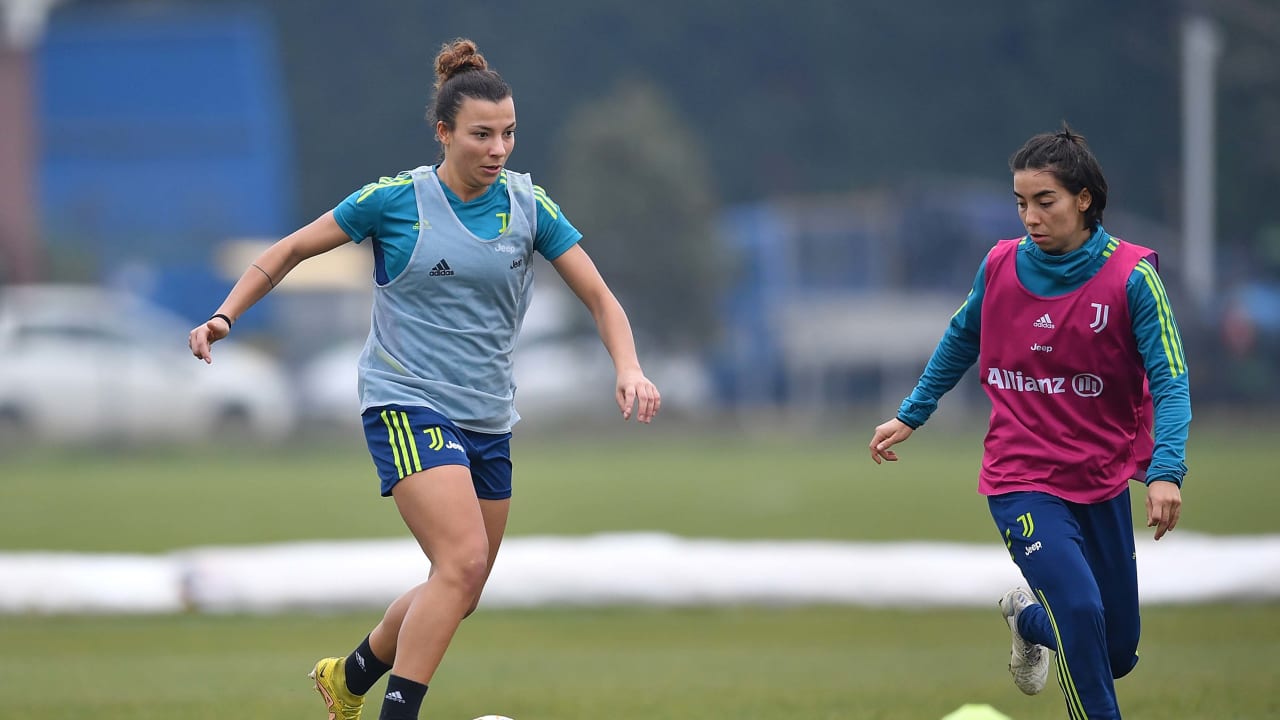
top-left (869, 124), bottom-right (1190, 720)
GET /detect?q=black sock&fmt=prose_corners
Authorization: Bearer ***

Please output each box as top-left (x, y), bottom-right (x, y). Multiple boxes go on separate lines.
top-left (378, 674), bottom-right (428, 720)
top-left (344, 635), bottom-right (393, 696)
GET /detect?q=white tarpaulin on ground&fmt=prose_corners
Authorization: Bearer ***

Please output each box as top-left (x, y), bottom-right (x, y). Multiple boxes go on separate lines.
top-left (2, 531), bottom-right (1278, 614)
top-left (0, 552), bottom-right (184, 613)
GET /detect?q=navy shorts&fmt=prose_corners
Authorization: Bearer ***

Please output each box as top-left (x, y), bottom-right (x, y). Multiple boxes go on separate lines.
top-left (362, 404), bottom-right (513, 499)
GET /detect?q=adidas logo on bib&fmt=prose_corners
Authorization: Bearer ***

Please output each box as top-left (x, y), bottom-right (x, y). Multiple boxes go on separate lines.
top-left (429, 259), bottom-right (455, 277)
top-left (1032, 313), bottom-right (1055, 329)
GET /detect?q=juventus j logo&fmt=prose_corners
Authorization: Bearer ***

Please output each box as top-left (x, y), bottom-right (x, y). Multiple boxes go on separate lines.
top-left (1017, 512), bottom-right (1035, 538)
top-left (1089, 303), bottom-right (1110, 333)
top-left (422, 426), bottom-right (444, 451)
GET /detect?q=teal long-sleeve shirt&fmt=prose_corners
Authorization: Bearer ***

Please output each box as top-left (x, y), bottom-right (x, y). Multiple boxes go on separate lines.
top-left (896, 226), bottom-right (1191, 486)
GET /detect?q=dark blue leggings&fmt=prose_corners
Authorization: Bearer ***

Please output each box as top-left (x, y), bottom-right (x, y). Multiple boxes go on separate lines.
top-left (989, 489), bottom-right (1141, 720)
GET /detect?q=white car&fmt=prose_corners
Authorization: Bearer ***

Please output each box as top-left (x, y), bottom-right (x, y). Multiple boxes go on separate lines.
top-left (0, 284), bottom-right (296, 445)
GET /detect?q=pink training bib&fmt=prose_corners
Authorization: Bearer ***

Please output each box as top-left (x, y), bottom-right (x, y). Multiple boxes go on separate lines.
top-left (977, 237), bottom-right (1154, 503)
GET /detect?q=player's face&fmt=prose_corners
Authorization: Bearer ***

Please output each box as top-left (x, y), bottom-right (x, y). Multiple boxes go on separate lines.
top-left (1013, 168), bottom-right (1092, 255)
top-left (437, 96), bottom-right (516, 201)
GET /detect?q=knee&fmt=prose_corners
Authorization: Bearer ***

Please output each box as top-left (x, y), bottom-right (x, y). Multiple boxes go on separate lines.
top-left (1109, 632), bottom-right (1141, 678)
top-left (1055, 593), bottom-right (1105, 623)
top-left (1112, 652), bottom-right (1139, 679)
top-left (432, 543), bottom-right (491, 598)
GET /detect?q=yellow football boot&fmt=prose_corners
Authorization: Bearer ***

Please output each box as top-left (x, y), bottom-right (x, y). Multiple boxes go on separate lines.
top-left (309, 656), bottom-right (364, 720)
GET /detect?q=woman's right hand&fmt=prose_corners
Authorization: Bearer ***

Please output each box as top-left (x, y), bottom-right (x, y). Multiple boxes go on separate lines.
top-left (188, 316), bottom-right (231, 364)
top-left (869, 417), bottom-right (914, 464)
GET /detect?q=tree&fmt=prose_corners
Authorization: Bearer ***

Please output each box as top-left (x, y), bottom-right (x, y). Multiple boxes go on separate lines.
top-left (552, 78), bottom-right (727, 352)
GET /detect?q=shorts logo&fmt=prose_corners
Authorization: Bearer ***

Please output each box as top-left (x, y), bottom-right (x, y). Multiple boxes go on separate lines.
top-left (445, 440), bottom-right (464, 452)
top-left (1017, 512), bottom-right (1035, 538)
top-left (1024, 540), bottom-right (1043, 557)
top-left (1071, 373), bottom-right (1104, 397)
top-left (422, 426), bottom-right (444, 450)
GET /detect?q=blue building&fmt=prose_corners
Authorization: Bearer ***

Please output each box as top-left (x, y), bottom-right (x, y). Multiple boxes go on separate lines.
top-left (37, 4), bottom-right (294, 327)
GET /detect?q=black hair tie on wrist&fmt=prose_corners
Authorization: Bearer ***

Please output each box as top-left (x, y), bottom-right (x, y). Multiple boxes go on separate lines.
top-left (210, 313), bottom-right (233, 327)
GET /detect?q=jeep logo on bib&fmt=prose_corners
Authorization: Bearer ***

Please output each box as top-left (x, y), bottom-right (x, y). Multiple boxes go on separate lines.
top-left (1072, 373), bottom-right (1104, 397)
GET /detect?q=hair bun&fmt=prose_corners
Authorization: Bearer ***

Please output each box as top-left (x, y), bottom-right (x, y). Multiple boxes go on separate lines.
top-left (1056, 122), bottom-right (1084, 144)
top-left (434, 38), bottom-right (488, 91)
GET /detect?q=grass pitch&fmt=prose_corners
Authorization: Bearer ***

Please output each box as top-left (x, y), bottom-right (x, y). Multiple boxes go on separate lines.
top-left (1, 415), bottom-right (1276, 718)
top-left (1, 415), bottom-right (1273, 551)
top-left (2, 604), bottom-right (1276, 719)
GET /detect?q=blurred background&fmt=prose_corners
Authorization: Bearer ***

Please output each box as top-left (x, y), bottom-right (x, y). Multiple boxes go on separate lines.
top-left (3, 3), bottom-right (1279, 717)
top-left (1, 0), bottom-right (1277, 444)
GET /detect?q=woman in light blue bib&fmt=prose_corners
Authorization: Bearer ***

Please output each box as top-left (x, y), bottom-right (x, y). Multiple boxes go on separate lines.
top-left (189, 37), bottom-right (661, 720)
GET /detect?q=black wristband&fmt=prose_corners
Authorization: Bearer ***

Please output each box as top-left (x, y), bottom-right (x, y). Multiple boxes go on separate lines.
top-left (210, 313), bottom-right (233, 327)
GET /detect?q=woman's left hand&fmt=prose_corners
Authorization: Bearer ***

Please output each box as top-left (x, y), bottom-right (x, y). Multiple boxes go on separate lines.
top-left (1145, 479), bottom-right (1182, 541)
top-left (616, 368), bottom-right (661, 423)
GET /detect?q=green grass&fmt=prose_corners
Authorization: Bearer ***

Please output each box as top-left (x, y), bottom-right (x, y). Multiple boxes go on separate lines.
top-left (2, 604), bottom-right (1276, 719)
top-left (1, 417), bottom-right (1275, 552)
top-left (2, 417), bottom-right (1277, 718)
